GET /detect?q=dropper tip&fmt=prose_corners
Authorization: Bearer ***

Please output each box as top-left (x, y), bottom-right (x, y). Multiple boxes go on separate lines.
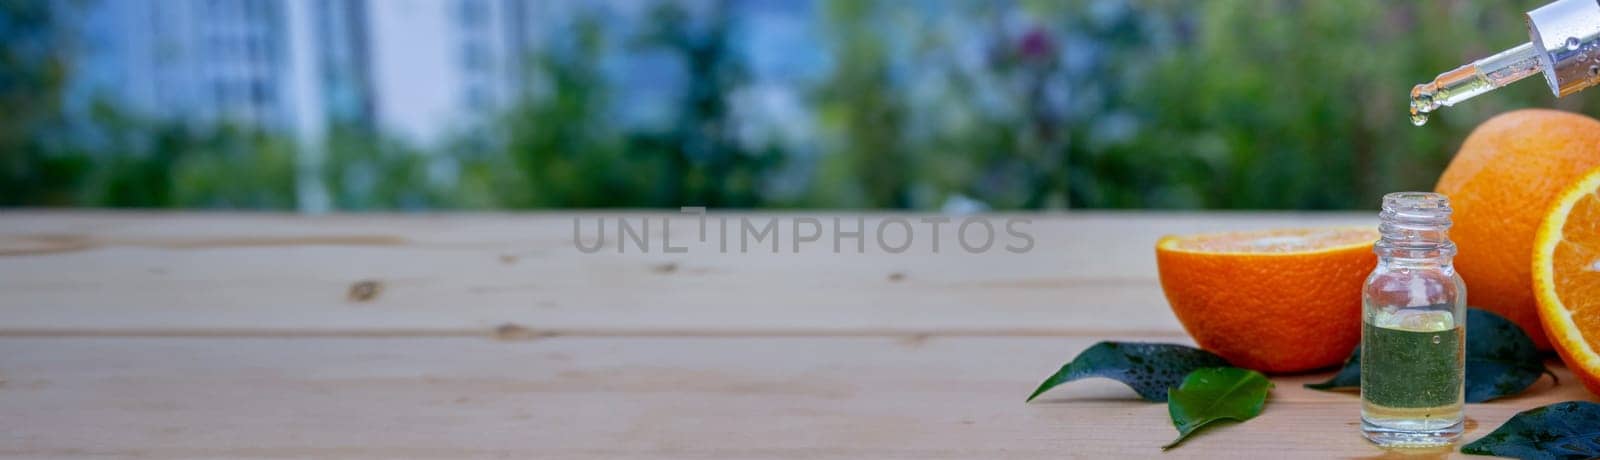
top-left (1408, 82), bottom-right (1439, 126)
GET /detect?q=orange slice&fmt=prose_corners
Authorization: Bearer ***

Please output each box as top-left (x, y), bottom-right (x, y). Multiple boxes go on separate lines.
top-left (1156, 228), bottom-right (1378, 373)
top-left (1533, 166), bottom-right (1600, 395)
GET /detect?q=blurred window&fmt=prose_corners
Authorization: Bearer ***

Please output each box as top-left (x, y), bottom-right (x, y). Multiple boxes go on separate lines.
top-left (457, 0), bottom-right (488, 28)
top-left (251, 80), bottom-right (273, 107)
top-left (461, 41), bottom-right (489, 72)
top-left (462, 84), bottom-right (489, 111)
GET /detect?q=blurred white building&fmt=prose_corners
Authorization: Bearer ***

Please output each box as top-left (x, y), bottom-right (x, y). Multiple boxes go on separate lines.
top-left (355, 0), bottom-right (537, 141)
top-left (57, 0), bottom-right (540, 144)
top-left (56, 0), bottom-right (545, 211)
top-left (56, 0), bottom-right (292, 129)
top-left (52, 0), bottom-right (823, 209)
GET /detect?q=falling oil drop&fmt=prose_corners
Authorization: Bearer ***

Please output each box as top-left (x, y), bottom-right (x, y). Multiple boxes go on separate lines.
top-left (1408, 86), bottom-right (1434, 127)
top-left (1568, 37), bottom-right (1582, 51)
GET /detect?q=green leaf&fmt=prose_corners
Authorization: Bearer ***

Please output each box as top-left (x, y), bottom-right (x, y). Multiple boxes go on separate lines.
top-left (1163, 367), bottom-right (1273, 450)
top-left (1462, 401), bottom-right (1600, 460)
top-left (1026, 341), bottom-right (1229, 402)
top-left (1302, 308), bottom-right (1554, 402)
top-left (1303, 347), bottom-right (1359, 390)
top-left (1464, 308), bottom-right (1558, 402)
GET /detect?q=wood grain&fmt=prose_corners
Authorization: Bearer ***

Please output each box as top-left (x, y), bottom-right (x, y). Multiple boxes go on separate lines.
top-left (0, 336), bottom-right (1586, 459)
top-left (0, 212), bottom-right (1368, 334)
top-left (1, 212), bottom-right (1587, 459)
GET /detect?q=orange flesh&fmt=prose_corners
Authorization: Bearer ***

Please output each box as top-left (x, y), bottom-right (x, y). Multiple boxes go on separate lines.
top-left (1553, 190), bottom-right (1600, 351)
top-left (1165, 228), bottom-right (1377, 253)
top-left (1155, 227), bottom-right (1379, 372)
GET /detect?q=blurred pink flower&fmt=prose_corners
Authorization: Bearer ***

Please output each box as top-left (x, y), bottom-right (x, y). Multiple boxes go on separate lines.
top-left (1018, 27), bottom-right (1056, 62)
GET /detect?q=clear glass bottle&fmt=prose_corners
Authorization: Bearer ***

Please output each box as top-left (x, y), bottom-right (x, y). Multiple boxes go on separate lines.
top-left (1360, 192), bottom-right (1467, 447)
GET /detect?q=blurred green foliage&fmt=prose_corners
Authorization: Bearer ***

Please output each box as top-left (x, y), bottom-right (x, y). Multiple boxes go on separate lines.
top-left (0, 0), bottom-right (296, 208)
top-left (1118, 0), bottom-right (1591, 209)
top-left (0, 0), bottom-right (72, 206)
top-left (3, 0), bottom-right (1596, 210)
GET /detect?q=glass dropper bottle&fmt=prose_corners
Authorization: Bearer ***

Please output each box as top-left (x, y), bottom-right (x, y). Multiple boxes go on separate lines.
top-left (1410, 0), bottom-right (1600, 125)
top-left (1360, 192), bottom-right (1466, 447)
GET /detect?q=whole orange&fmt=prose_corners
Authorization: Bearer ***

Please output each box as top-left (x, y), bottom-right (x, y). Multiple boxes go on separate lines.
top-left (1435, 109), bottom-right (1600, 350)
top-left (1156, 228), bottom-right (1377, 373)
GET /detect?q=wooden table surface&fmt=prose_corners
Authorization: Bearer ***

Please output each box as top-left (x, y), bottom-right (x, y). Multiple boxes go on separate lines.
top-left (0, 212), bottom-right (1591, 459)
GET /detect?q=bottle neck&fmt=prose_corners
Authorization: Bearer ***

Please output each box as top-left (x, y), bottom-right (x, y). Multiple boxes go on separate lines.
top-left (1374, 192), bottom-right (1455, 264)
top-left (1374, 225), bottom-right (1456, 261)
top-left (1377, 252), bottom-right (1455, 272)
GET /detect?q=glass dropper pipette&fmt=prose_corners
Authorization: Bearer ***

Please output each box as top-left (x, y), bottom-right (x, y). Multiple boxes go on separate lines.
top-left (1409, 0), bottom-right (1600, 126)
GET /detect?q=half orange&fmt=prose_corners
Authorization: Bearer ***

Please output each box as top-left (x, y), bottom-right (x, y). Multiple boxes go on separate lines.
top-left (1533, 166), bottom-right (1600, 395)
top-left (1156, 228), bottom-right (1378, 373)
